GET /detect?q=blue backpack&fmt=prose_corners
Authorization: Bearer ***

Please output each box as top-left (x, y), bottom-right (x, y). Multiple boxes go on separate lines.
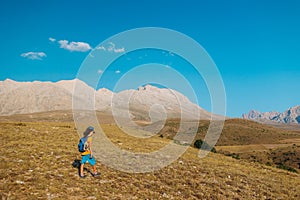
top-left (78, 137), bottom-right (88, 152)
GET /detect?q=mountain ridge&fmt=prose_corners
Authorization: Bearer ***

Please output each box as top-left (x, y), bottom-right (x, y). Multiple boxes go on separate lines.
top-left (0, 79), bottom-right (212, 121)
top-left (242, 105), bottom-right (300, 124)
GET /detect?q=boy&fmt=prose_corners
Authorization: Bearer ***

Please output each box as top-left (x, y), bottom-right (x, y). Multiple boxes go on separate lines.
top-left (79, 126), bottom-right (100, 178)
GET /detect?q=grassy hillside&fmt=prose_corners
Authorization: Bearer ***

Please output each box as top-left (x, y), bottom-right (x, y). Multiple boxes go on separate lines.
top-left (158, 118), bottom-right (300, 173)
top-left (1, 121), bottom-right (300, 199)
top-left (0, 110), bottom-right (114, 124)
top-left (217, 144), bottom-right (300, 173)
top-left (158, 118), bottom-right (300, 146)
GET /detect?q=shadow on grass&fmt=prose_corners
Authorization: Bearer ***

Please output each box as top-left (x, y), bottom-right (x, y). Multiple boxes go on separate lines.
top-left (72, 159), bottom-right (94, 177)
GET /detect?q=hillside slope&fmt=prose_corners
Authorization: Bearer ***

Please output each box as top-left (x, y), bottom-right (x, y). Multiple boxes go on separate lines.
top-left (1, 121), bottom-right (299, 199)
top-left (158, 118), bottom-right (300, 146)
top-left (158, 118), bottom-right (300, 173)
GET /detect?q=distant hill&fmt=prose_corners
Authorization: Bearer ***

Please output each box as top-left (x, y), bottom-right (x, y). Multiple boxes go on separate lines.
top-left (157, 118), bottom-right (300, 146)
top-left (242, 105), bottom-right (300, 124)
top-left (0, 79), bottom-right (213, 121)
top-left (156, 117), bottom-right (300, 173)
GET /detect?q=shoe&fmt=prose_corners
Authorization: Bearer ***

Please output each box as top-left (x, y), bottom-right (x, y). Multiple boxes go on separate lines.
top-left (92, 172), bottom-right (101, 177)
top-left (79, 174), bottom-right (87, 178)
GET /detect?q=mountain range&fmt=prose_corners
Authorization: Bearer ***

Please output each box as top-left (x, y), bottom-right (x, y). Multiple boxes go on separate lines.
top-left (242, 105), bottom-right (300, 124)
top-left (0, 79), bottom-right (212, 121)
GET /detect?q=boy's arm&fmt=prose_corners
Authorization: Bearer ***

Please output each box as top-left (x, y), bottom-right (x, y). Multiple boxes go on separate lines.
top-left (89, 139), bottom-right (93, 158)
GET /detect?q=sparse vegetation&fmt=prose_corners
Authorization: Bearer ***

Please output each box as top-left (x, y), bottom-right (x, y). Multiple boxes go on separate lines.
top-left (276, 163), bottom-right (298, 173)
top-left (276, 164), bottom-right (298, 173)
top-left (14, 122), bottom-right (27, 126)
top-left (1, 113), bottom-right (300, 199)
top-left (229, 153), bottom-right (241, 160)
top-left (158, 118), bottom-right (300, 146)
top-left (194, 139), bottom-right (217, 153)
top-left (217, 144), bottom-right (300, 173)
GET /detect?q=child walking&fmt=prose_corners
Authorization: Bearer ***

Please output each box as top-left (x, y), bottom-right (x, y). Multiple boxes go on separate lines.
top-left (79, 126), bottom-right (100, 178)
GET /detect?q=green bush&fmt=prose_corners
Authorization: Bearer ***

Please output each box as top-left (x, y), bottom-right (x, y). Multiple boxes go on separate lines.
top-left (223, 152), bottom-right (240, 160)
top-left (194, 139), bottom-right (216, 153)
top-left (266, 161), bottom-right (272, 166)
top-left (276, 164), bottom-right (298, 173)
top-left (231, 153), bottom-right (240, 160)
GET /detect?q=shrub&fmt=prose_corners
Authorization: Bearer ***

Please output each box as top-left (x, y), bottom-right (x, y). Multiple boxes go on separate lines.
top-left (266, 161), bottom-right (272, 166)
top-left (14, 122), bottom-right (27, 126)
top-left (223, 152), bottom-right (240, 160)
top-left (193, 139), bottom-right (217, 153)
top-left (276, 164), bottom-right (298, 173)
top-left (231, 153), bottom-right (240, 160)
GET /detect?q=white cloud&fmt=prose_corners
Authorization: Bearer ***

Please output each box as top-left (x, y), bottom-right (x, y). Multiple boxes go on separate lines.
top-left (21, 52), bottom-right (47, 60)
top-left (96, 46), bottom-right (106, 51)
top-left (115, 70), bottom-right (121, 74)
top-left (107, 42), bottom-right (115, 52)
top-left (58, 40), bottom-right (92, 52)
top-left (96, 42), bottom-right (125, 53)
top-left (114, 47), bottom-right (125, 53)
top-left (97, 70), bottom-right (103, 74)
top-left (49, 37), bottom-right (56, 42)
top-left (168, 51), bottom-right (175, 56)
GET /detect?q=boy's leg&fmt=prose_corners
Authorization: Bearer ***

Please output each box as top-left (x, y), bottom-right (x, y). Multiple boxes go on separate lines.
top-left (89, 156), bottom-right (100, 176)
top-left (80, 163), bottom-right (84, 176)
top-left (93, 165), bottom-right (97, 173)
top-left (80, 155), bottom-right (88, 177)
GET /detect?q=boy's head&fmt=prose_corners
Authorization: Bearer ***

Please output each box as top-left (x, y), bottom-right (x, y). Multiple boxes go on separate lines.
top-left (83, 126), bottom-right (95, 137)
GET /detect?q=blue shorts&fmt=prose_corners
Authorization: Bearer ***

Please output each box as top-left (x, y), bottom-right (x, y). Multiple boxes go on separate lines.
top-left (81, 154), bottom-right (96, 166)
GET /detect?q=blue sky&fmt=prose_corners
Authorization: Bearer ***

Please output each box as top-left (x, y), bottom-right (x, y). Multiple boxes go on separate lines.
top-left (0, 0), bottom-right (299, 117)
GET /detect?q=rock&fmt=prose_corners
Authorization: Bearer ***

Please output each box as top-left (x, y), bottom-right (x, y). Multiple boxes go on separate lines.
top-left (16, 180), bottom-right (24, 184)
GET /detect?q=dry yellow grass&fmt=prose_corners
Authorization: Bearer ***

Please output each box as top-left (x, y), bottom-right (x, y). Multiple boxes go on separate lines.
top-left (1, 121), bottom-right (300, 199)
top-left (158, 118), bottom-right (300, 147)
top-left (216, 144), bottom-right (269, 153)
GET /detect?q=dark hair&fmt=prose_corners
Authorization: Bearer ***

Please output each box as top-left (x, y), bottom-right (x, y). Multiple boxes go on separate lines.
top-left (83, 126), bottom-right (94, 137)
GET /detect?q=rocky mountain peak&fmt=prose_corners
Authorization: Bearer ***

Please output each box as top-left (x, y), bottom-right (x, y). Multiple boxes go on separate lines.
top-left (242, 105), bottom-right (300, 124)
top-left (137, 84), bottom-right (160, 91)
top-left (0, 79), bottom-right (212, 121)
